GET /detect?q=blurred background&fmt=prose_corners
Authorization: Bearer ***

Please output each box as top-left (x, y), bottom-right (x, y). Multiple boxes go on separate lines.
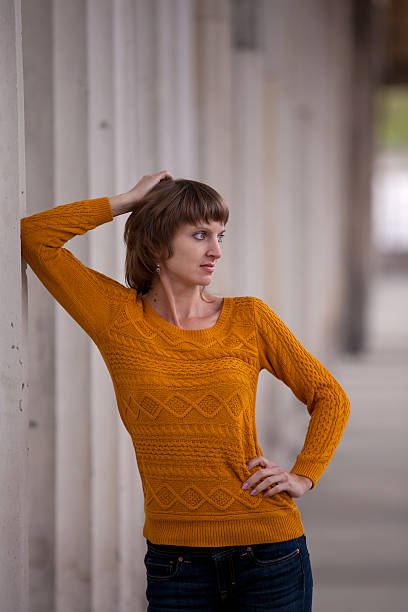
top-left (2, 0), bottom-right (408, 610)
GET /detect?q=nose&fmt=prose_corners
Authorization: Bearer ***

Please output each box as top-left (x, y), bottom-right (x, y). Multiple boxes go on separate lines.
top-left (207, 238), bottom-right (222, 260)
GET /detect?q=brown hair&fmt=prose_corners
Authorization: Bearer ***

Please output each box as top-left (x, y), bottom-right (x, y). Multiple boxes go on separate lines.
top-left (123, 178), bottom-right (229, 296)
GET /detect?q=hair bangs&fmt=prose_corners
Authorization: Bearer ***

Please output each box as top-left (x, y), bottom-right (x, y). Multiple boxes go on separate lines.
top-left (174, 182), bottom-right (229, 228)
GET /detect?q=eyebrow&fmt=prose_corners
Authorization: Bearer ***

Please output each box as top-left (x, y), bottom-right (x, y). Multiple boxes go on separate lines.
top-left (194, 226), bottom-right (226, 233)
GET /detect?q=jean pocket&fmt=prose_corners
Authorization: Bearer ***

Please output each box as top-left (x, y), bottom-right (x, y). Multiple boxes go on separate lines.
top-left (246, 542), bottom-right (301, 567)
top-left (144, 550), bottom-right (184, 582)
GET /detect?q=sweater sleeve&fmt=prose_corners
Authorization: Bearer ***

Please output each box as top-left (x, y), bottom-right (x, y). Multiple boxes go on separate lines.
top-left (252, 296), bottom-right (350, 489)
top-left (20, 196), bottom-right (129, 343)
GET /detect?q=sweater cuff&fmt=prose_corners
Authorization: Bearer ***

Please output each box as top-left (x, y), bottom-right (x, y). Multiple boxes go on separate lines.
top-left (289, 456), bottom-right (328, 490)
top-left (86, 196), bottom-right (114, 224)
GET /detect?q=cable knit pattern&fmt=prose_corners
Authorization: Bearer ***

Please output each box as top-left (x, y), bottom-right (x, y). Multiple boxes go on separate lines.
top-left (20, 196), bottom-right (350, 547)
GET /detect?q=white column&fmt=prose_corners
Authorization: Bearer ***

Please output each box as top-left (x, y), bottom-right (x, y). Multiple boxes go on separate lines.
top-left (195, 0), bottom-right (234, 296)
top-left (287, 0), bottom-right (352, 357)
top-left (260, 0), bottom-right (353, 465)
top-left (156, 0), bottom-right (198, 175)
top-left (230, 49), bottom-right (265, 297)
top-left (228, 0), bottom-right (265, 297)
top-left (53, 1), bottom-right (91, 610)
top-left (324, 0), bottom-right (353, 354)
top-left (87, 2), bottom-right (119, 611)
top-left (21, 0), bottom-right (56, 610)
top-left (0, 1), bottom-right (29, 610)
top-left (229, 1), bottom-right (271, 451)
top-left (172, 0), bottom-right (198, 175)
top-left (134, 0), bottom-right (159, 173)
top-left (262, 0), bottom-right (352, 355)
top-left (113, 1), bottom-right (145, 610)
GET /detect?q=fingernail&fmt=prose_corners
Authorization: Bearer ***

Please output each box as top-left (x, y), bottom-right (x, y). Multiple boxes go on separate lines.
top-left (250, 489), bottom-right (257, 495)
top-left (242, 483), bottom-right (248, 489)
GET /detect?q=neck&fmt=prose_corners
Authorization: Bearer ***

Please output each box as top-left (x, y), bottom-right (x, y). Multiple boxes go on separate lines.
top-left (144, 281), bottom-right (212, 327)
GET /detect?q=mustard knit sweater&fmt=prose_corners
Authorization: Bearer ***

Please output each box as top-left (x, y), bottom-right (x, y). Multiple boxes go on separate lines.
top-left (20, 196), bottom-right (350, 547)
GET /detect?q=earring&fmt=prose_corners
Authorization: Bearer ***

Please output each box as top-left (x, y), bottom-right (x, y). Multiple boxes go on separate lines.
top-left (156, 263), bottom-right (161, 274)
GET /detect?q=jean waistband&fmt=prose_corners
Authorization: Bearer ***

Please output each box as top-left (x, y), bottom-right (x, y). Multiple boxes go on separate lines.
top-left (146, 539), bottom-right (252, 558)
top-left (145, 536), bottom-right (305, 559)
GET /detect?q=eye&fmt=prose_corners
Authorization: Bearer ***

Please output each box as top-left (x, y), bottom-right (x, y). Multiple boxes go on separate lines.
top-left (194, 231), bottom-right (225, 243)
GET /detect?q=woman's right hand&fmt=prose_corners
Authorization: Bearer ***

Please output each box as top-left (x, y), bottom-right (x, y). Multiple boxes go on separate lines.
top-left (109, 170), bottom-right (174, 217)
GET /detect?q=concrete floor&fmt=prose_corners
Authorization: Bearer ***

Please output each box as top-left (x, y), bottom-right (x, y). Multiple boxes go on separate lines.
top-left (297, 272), bottom-right (408, 612)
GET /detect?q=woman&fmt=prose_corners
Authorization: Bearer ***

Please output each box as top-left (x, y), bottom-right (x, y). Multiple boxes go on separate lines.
top-left (21, 170), bottom-right (350, 611)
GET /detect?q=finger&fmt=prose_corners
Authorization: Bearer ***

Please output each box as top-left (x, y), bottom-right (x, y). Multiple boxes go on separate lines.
top-left (156, 170), bottom-right (174, 181)
top-left (245, 470), bottom-right (286, 495)
top-left (242, 467), bottom-right (284, 490)
top-left (246, 455), bottom-right (267, 469)
top-left (246, 456), bottom-right (279, 471)
top-left (251, 475), bottom-right (281, 495)
top-left (261, 482), bottom-right (286, 497)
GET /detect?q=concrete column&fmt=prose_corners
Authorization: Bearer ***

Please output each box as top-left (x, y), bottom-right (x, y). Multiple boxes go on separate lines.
top-left (255, 0), bottom-right (299, 463)
top-left (21, 0), bottom-right (56, 609)
top-left (0, 1), bottom-right (29, 610)
top-left (113, 1), bottom-right (145, 609)
top-left (156, 0), bottom-right (198, 175)
top-left (253, 0), bottom-right (354, 467)
top-left (53, 1), bottom-right (91, 610)
top-left (229, 0), bottom-right (271, 447)
top-left (195, 0), bottom-right (234, 296)
top-left (307, 0), bottom-right (352, 356)
top-left (344, 0), bottom-right (379, 353)
top-left (87, 2), bottom-right (119, 611)
top-left (230, 48), bottom-right (265, 297)
top-left (134, 0), bottom-right (159, 173)
top-left (278, 0), bottom-right (352, 459)
top-left (172, 0), bottom-right (198, 175)
top-left (261, 0), bottom-right (352, 355)
top-left (286, 0), bottom-right (352, 358)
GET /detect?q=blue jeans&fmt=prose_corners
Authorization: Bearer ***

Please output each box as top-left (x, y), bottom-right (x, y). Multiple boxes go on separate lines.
top-left (144, 534), bottom-right (313, 611)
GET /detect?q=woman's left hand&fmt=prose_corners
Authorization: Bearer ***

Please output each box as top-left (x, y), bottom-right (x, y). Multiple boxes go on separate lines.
top-left (242, 455), bottom-right (313, 499)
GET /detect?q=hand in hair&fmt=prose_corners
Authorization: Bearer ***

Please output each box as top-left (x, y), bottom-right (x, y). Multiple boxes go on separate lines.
top-left (109, 170), bottom-right (174, 217)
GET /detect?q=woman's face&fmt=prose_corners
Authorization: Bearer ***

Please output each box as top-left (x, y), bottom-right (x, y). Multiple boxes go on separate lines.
top-left (159, 219), bottom-right (225, 289)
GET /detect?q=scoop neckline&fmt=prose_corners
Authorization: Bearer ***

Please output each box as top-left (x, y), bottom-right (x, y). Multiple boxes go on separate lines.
top-left (139, 294), bottom-right (231, 338)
